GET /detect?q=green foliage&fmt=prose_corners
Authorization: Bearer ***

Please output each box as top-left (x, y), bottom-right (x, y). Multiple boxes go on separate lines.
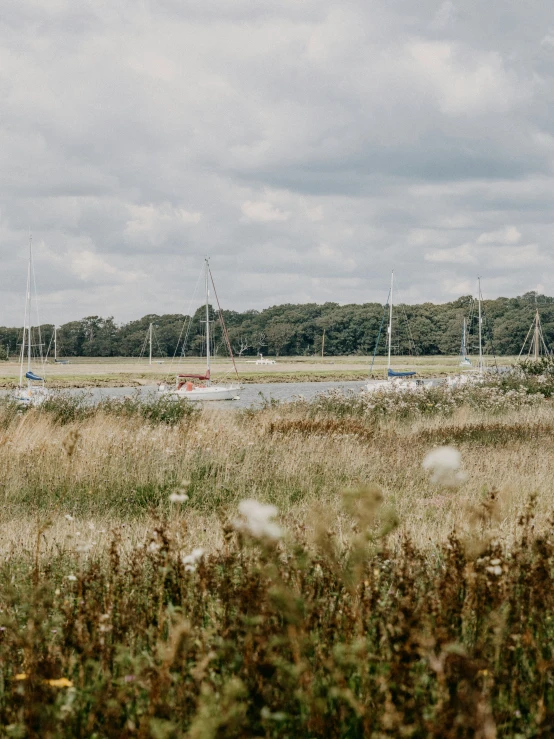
top-left (0, 392), bottom-right (199, 426)
top-left (2, 292), bottom-right (554, 358)
top-left (0, 510), bottom-right (553, 736)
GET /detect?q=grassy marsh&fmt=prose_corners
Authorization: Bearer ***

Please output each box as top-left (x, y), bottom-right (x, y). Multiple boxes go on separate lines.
top-left (0, 381), bottom-right (553, 735)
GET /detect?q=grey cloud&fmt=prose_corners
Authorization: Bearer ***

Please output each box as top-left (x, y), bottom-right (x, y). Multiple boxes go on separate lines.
top-left (1, 0), bottom-right (554, 325)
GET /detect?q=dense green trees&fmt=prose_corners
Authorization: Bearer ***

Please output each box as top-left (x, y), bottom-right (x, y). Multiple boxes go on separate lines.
top-left (1, 292), bottom-right (553, 358)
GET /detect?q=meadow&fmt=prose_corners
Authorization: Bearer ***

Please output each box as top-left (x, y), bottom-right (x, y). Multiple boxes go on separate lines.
top-left (0, 373), bottom-right (553, 736)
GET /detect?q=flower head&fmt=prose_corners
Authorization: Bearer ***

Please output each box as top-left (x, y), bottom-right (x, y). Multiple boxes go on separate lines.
top-left (169, 493), bottom-right (189, 504)
top-left (422, 446), bottom-right (467, 488)
top-left (233, 499), bottom-right (282, 541)
top-left (181, 547), bottom-right (205, 572)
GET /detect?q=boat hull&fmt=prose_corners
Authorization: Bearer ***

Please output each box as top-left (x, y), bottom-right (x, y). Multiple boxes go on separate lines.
top-left (14, 388), bottom-right (49, 406)
top-left (159, 385), bottom-right (241, 401)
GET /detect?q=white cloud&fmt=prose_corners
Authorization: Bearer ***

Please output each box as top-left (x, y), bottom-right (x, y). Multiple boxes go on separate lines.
top-left (425, 244), bottom-right (476, 264)
top-left (407, 41), bottom-right (517, 115)
top-left (0, 0), bottom-right (553, 324)
top-left (240, 201), bottom-right (291, 222)
top-left (476, 226), bottom-right (521, 244)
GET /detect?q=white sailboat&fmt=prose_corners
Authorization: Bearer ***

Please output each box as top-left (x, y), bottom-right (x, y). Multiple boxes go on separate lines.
top-left (366, 271), bottom-right (426, 392)
top-left (459, 318), bottom-right (472, 367)
top-left (14, 235), bottom-right (49, 406)
top-left (447, 279), bottom-right (489, 387)
top-left (159, 259), bottom-right (241, 401)
top-left (518, 307), bottom-right (550, 360)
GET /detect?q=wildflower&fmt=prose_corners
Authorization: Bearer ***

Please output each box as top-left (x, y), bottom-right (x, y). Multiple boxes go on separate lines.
top-left (486, 565), bottom-right (503, 576)
top-left (46, 677), bottom-right (73, 688)
top-left (66, 575), bottom-right (77, 582)
top-left (181, 547), bottom-right (205, 572)
top-left (233, 499), bottom-right (283, 541)
top-left (169, 493), bottom-right (189, 503)
top-left (64, 514), bottom-right (74, 522)
top-left (422, 446), bottom-right (467, 488)
top-left (15, 673), bottom-right (27, 681)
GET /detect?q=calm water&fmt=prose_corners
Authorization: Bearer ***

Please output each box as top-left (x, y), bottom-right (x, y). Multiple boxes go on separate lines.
top-left (1, 381), bottom-right (369, 408)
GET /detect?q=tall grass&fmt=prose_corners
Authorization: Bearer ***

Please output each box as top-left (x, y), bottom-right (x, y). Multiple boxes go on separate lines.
top-left (0, 387), bottom-right (553, 734)
top-left (0, 385), bottom-right (552, 548)
top-left (0, 494), bottom-right (553, 736)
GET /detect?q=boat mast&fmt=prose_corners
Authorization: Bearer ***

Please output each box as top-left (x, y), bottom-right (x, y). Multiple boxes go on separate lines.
top-left (477, 277), bottom-right (483, 372)
top-left (387, 270), bottom-right (393, 374)
top-left (534, 309), bottom-right (540, 360)
top-left (205, 258), bottom-right (211, 385)
top-left (22, 235), bottom-right (33, 387)
top-left (149, 322), bottom-right (153, 365)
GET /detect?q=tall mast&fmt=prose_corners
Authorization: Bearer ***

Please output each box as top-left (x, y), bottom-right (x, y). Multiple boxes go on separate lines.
top-left (534, 309), bottom-right (540, 360)
top-left (26, 235), bottom-right (33, 383)
top-left (54, 326), bottom-right (57, 362)
top-left (387, 270), bottom-right (393, 373)
top-left (205, 258), bottom-right (211, 383)
top-left (477, 277), bottom-right (483, 372)
top-left (149, 322), bottom-right (153, 365)
top-left (461, 317), bottom-right (466, 358)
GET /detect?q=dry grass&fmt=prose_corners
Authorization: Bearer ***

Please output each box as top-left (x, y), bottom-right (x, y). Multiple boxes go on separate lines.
top-left (0, 392), bottom-right (552, 556)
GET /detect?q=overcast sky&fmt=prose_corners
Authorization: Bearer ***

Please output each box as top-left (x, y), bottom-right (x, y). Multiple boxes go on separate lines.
top-left (1, 0), bottom-right (554, 325)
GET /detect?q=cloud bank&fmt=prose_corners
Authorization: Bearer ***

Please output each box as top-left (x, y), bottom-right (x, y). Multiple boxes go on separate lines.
top-left (0, 0), bottom-right (553, 324)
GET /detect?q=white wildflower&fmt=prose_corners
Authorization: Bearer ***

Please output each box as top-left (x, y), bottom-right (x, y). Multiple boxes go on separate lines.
top-left (64, 514), bottom-right (74, 522)
top-left (181, 547), bottom-right (205, 572)
top-left (66, 575), bottom-right (77, 582)
top-left (233, 499), bottom-right (283, 541)
top-left (148, 541), bottom-right (161, 553)
top-left (486, 565), bottom-right (503, 576)
top-left (169, 493), bottom-right (189, 503)
top-left (422, 446), bottom-right (468, 488)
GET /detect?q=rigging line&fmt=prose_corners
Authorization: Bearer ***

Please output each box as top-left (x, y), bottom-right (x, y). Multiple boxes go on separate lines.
top-left (208, 266), bottom-right (239, 382)
top-left (44, 332), bottom-right (54, 362)
top-left (517, 322), bottom-right (534, 360)
top-left (31, 249), bottom-right (46, 375)
top-left (154, 325), bottom-right (165, 358)
top-left (369, 288), bottom-right (390, 377)
top-left (394, 285), bottom-right (418, 356)
top-left (168, 264), bottom-right (203, 368)
top-left (138, 325), bottom-right (149, 361)
top-left (479, 287), bottom-right (499, 372)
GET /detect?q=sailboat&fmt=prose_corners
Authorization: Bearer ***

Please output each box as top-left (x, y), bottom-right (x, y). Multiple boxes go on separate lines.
top-left (447, 279), bottom-right (490, 386)
top-left (384, 271), bottom-right (416, 381)
top-left (459, 318), bottom-right (472, 367)
top-left (159, 259), bottom-right (241, 401)
top-left (518, 307), bottom-right (550, 359)
top-left (14, 236), bottom-right (49, 406)
top-left (366, 271), bottom-right (420, 392)
top-left (53, 327), bottom-right (69, 364)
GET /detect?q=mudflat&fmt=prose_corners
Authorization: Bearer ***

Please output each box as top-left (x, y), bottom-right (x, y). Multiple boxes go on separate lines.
top-left (0, 354), bottom-right (511, 388)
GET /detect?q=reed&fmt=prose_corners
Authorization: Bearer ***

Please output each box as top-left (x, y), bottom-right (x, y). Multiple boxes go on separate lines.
top-left (0, 384), bottom-right (554, 734)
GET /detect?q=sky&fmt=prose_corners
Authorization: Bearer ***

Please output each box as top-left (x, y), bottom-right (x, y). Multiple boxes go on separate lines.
top-left (1, 0), bottom-right (554, 325)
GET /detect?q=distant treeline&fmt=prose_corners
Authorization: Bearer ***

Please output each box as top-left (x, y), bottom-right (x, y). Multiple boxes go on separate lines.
top-left (0, 292), bottom-right (552, 359)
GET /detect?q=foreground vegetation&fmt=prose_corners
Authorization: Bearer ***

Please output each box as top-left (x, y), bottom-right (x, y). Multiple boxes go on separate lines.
top-left (0, 377), bottom-right (554, 735)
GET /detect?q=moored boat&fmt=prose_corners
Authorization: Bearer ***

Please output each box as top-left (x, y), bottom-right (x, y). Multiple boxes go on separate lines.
top-left (159, 259), bottom-right (241, 402)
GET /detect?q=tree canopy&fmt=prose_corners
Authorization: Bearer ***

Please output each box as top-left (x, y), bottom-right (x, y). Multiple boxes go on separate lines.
top-left (1, 292), bottom-right (553, 358)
